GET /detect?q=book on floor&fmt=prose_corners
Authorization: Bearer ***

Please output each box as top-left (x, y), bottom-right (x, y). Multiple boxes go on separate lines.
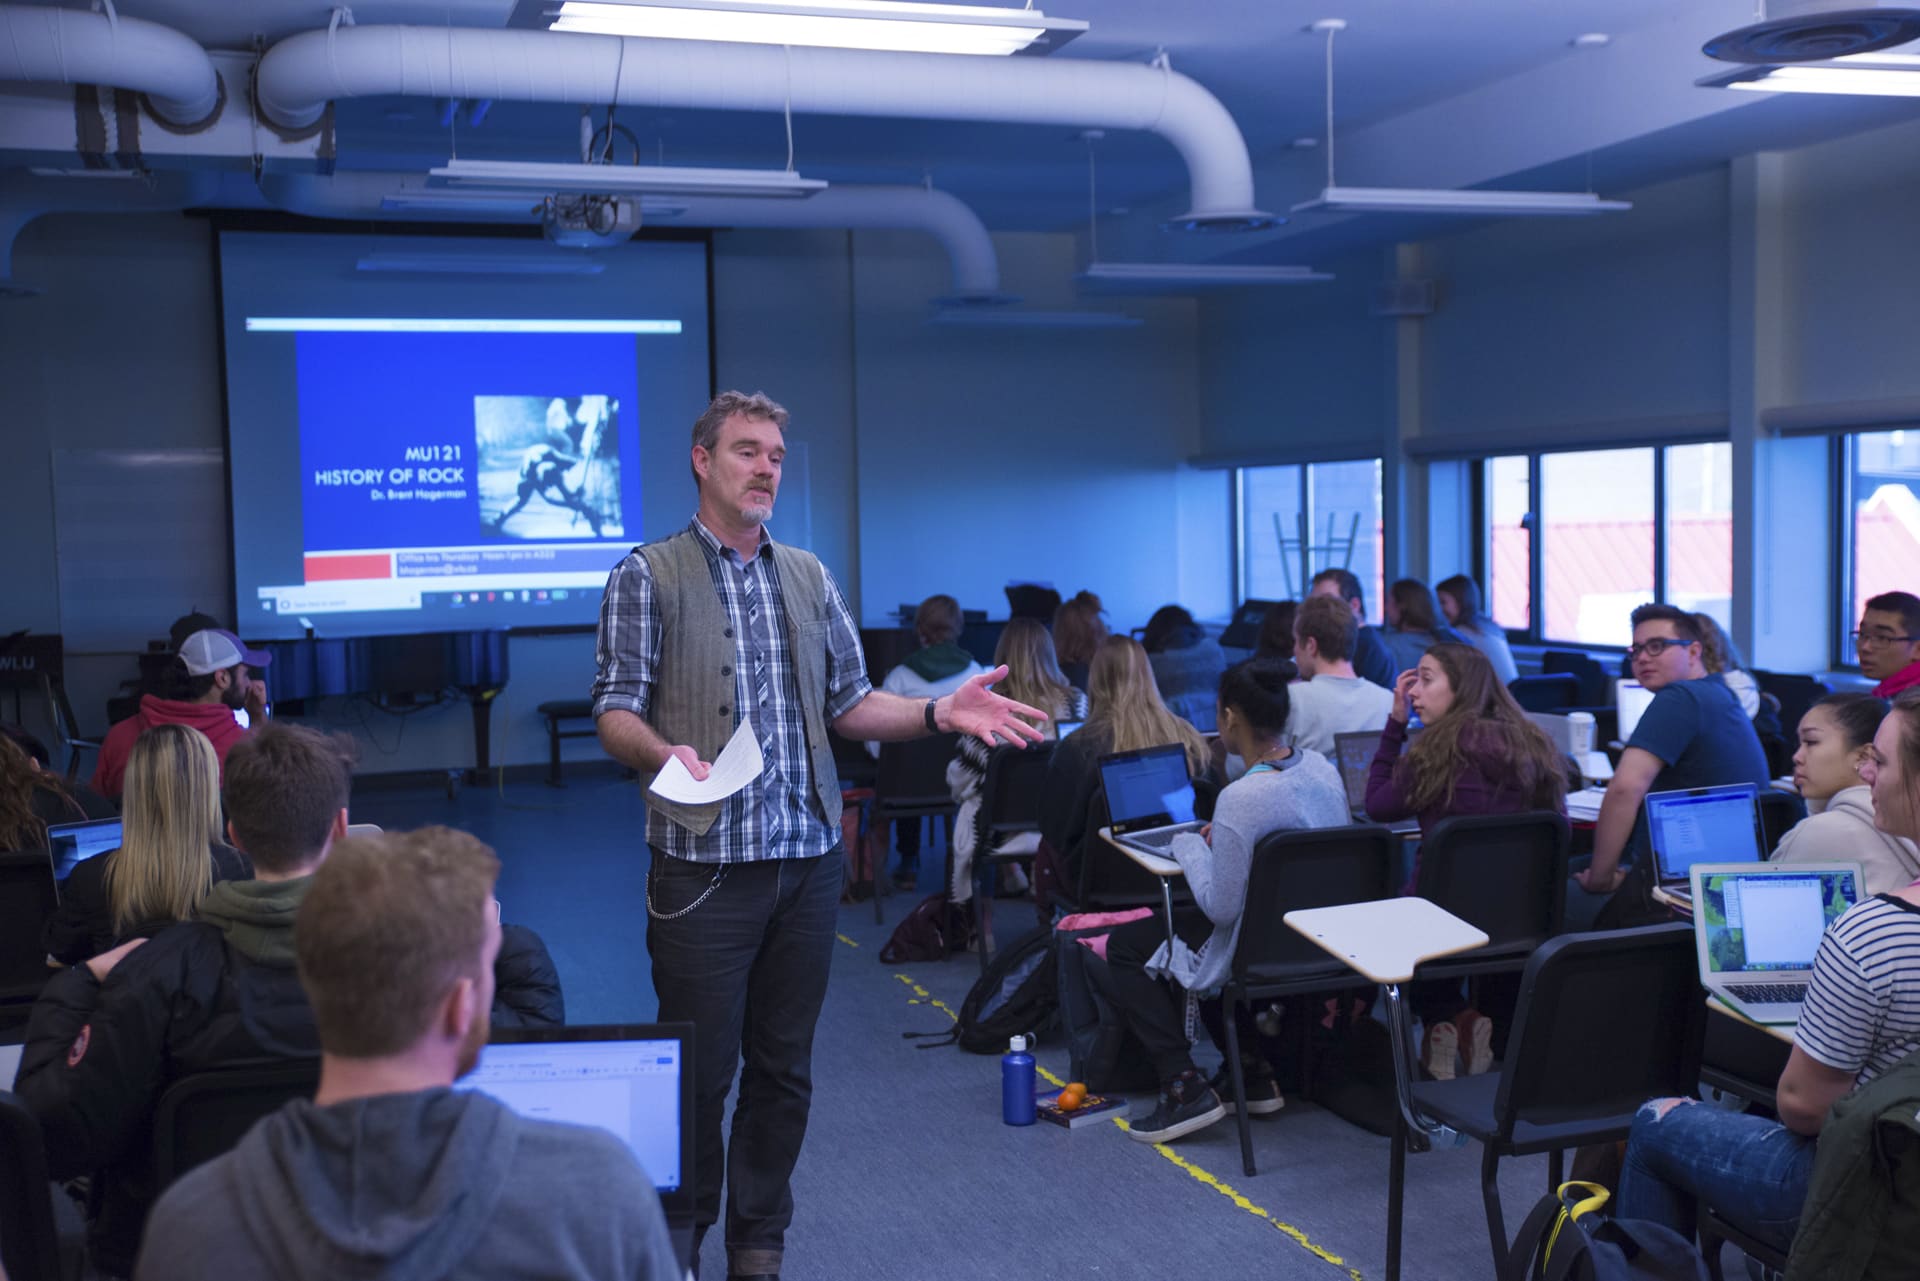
top-left (1034, 1090), bottom-right (1127, 1130)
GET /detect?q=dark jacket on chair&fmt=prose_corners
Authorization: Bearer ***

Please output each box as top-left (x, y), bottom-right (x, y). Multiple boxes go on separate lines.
top-left (1785, 1048), bottom-right (1920, 1281)
top-left (42, 842), bottom-right (254, 966)
top-left (490, 923), bottom-right (566, 1027)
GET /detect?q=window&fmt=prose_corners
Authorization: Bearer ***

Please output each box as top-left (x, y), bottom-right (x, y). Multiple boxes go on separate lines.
top-left (1237, 460), bottom-right (1383, 620)
top-left (1474, 441), bottom-right (1732, 647)
top-left (1843, 428), bottom-right (1920, 663)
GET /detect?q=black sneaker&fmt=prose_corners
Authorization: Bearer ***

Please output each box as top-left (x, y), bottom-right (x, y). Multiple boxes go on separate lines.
top-left (1128, 1069), bottom-right (1227, 1144)
top-left (1208, 1064), bottom-right (1285, 1116)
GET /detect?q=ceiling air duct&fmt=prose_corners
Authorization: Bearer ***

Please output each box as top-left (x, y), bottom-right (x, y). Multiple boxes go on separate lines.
top-left (1704, 2), bottom-right (1920, 63)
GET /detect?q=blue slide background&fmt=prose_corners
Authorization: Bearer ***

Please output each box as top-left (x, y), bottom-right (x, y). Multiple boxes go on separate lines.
top-left (296, 331), bottom-right (643, 552)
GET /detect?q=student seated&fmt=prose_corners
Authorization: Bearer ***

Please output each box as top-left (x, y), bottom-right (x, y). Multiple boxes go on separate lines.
top-left (1309, 568), bottom-right (1396, 689)
top-left (43, 725), bottom-right (252, 965)
top-left (1615, 689), bottom-right (1920, 1254)
top-left (1691, 612), bottom-right (1789, 773)
top-left (1037, 635), bottom-right (1208, 894)
top-left (1363, 643), bottom-right (1567, 1076)
top-left (870, 593), bottom-right (984, 888)
top-left (1253, 600), bottom-right (1297, 663)
top-left (92, 629), bottom-right (271, 800)
top-left (1051, 589), bottom-right (1108, 692)
top-left (1378, 579), bottom-right (1469, 677)
top-left (0, 725), bottom-right (110, 852)
top-left (1142, 605), bottom-right (1228, 733)
top-left (1572, 605), bottom-right (1772, 924)
top-left (1773, 693), bottom-right (1920, 894)
top-left (1435, 574), bottom-right (1517, 686)
top-left (1100, 658), bottom-right (1348, 1143)
top-left (133, 827), bottom-right (679, 1281)
top-left (947, 617), bottom-right (1087, 902)
top-left (1857, 590), bottom-right (1920, 699)
top-left (1280, 595), bottom-right (1392, 755)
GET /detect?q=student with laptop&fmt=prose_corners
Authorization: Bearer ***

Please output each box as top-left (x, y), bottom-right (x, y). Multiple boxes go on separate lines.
top-left (1099, 658), bottom-right (1347, 1143)
top-left (0, 723), bottom-right (111, 851)
top-left (134, 826), bottom-right (682, 1281)
top-left (1615, 689), bottom-right (1920, 1256)
top-left (42, 725), bottom-right (251, 965)
top-left (1572, 605), bottom-right (1772, 924)
top-left (1774, 692), bottom-right (1920, 894)
top-left (1279, 596), bottom-right (1393, 755)
top-left (1362, 643), bottom-right (1566, 1077)
top-left (1038, 635), bottom-right (1209, 894)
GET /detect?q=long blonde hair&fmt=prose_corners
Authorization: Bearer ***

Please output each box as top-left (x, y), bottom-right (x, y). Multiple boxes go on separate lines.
top-left (991, 618), bottom-right (1075, 736)
top-left (104, 725), bottom-right (223, 936)
top-left (1084, 636), bottom-right (1208, 773)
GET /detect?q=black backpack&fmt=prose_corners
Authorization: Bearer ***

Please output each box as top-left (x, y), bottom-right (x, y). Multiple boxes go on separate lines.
top-left (908, 928), bottom-right (1058, 1053)
top-left (1509, 1182), bottom-right (1709, 1281)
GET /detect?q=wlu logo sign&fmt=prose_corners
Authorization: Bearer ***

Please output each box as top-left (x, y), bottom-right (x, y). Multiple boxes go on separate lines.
top-left (0, 655), bottom-right (35, 672)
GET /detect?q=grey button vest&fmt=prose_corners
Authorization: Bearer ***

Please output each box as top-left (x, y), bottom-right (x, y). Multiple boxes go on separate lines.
top-left (635, 528), bottom-right (844, 837)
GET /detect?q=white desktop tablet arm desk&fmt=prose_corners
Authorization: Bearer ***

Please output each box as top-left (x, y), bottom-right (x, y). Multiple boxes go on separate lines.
top-left (1285, 897), bottom-right (1490, 1281)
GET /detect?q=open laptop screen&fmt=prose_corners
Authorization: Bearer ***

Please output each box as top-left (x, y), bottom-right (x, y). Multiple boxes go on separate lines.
top-left (463, 1025), bottom-right (690, 1196)
top-left (1098, 744), bottom-right (1195, 832)
top-left (1646, 784), bottom-right (1764, 881)
top-left (46, 818), bottom-right (122, 882)
top-left (1698, 868), bottom-right (1858, 975)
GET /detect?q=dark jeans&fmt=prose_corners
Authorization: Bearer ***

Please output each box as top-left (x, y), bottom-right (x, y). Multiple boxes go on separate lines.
top-left (1616, 1097), bottom-right (1815, 1252)
top-left (647, 847), bottom-right (843, 1278)
top-left (1102, 910), bottom-right (1261, 1086)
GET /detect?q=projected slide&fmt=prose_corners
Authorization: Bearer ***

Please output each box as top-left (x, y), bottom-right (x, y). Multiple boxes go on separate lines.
top-left (219, 233), bottom-right (712, 638)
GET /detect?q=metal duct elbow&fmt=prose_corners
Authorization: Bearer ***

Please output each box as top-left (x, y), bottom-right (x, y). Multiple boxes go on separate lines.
top-left (0, 4), bottom-right (220, 128)
top-left (255, 26), bottom-right (1271, 230)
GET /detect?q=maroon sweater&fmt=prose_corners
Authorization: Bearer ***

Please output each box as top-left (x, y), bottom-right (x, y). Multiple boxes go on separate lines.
top-left (1363, 715), bottom-right (1565, 890)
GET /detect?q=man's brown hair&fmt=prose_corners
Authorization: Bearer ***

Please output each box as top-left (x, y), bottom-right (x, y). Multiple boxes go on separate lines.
top-left (914, 594), bottom-right (963, 647)
top-left (1294, 595), bottom-right (1357, 663)
top-left (296, 826), bottom-right (501, 1058)
top-left (223, 722), bottom-right (355, 874)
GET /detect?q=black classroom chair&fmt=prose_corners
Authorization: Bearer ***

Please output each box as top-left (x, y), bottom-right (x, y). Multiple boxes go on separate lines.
top-left (151, 1060), bottom-right (322, 1189)
top-left (872, 733), bottom-right (961, 928)
top-left (972, 741), bottom-right (1055, 973)
top-left (0, 1089), bottom-right (66, 1281)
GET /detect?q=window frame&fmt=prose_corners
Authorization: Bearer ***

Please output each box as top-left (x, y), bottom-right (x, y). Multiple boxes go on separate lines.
top-left (1469, 440), bottom-right (1733, 651)
top-left (1231, 457), bottom-right (1385, 617)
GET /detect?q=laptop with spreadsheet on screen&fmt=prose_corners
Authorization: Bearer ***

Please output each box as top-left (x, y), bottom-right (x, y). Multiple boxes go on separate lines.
top-left (1644, 783), bottom-right (1766, 888)
top-left (463, 1023), bottom-right (696, 1269)
top-left (1098, 743), bottom-right (1204, 856)
top-left (1690, 863), bottom-right (1862, 1024)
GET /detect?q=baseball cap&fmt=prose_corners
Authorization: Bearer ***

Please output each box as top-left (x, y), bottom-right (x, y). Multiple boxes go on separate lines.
top-left (178, 629), bottom-right (272, 677)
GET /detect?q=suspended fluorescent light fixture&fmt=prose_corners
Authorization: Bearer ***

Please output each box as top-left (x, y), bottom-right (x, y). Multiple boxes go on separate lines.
top-left (520, 0), bottom-right (1087, 56)
top-left (429, 159), bottom-right (827, 198)
top-left (1700, 54), bottom-right (1920, 95)
top-left (381, 190), bottom-right (694, 218)
top-left (926, 307), bottom-right (1141, 329)
top-left (1292, 18), bottom-right (1631, 219)
top-left (356, 252), bottom-right (608, 275)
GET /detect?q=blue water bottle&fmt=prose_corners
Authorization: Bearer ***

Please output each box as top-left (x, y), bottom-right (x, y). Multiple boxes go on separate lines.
top-left (1002, 1034), bottom-right (1036, 1126)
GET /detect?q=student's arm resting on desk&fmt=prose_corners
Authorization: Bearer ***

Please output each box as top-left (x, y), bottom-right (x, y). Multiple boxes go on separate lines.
top-left (1577, 747), bottom-right (1664, 890)
top-left (1169, 807), bottom-right (1252, 928)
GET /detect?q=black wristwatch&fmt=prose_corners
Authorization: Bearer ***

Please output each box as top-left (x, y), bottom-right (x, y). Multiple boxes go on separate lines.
top-left (924, 698), bottom-right (939, 733)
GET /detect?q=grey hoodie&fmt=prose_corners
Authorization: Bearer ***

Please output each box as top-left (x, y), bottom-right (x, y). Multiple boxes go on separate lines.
top-left (134, 1088), bottom-right (681, 1281)
top-left (1774, 784), bottom-right (1920, 896)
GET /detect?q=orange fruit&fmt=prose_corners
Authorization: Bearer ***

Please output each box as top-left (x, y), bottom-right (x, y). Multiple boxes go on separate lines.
top-left (1065, 1082), bottom-right (1088, 1101)
top-left (1056, 1089), bottom-right (1082, 1112)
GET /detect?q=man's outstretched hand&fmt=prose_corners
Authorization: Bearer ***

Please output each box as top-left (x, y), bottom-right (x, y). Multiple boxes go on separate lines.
top-left (941, 665), bottom-right (1048, 747)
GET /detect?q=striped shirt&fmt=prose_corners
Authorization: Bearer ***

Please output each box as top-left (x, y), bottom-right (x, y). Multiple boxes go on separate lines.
top-left (1794, 893), bottom-right (1920, 1085)
top-left (591, 517), bottom-right (872, 863)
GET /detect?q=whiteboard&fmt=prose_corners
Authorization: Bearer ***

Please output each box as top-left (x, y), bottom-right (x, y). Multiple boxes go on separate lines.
top-left (53, 449), bottom-right (231, 651)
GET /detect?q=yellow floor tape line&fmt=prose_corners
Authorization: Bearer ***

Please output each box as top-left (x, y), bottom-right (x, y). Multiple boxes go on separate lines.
top-left (835, 933), bottom-right (861, 948)
top-left (873, 954), bottom-right (1364, 1279)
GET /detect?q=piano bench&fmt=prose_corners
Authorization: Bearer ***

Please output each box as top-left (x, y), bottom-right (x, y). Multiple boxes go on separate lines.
top-left (537, 699), bottom-right (600, 788)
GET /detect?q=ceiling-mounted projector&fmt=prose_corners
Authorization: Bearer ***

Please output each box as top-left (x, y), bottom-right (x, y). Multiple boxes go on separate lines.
top-left (542, 194), bottom-right (641, 249)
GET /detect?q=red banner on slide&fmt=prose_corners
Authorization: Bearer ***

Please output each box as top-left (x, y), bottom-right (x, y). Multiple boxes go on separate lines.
top-left (304, 553), bottom-right (393, 583)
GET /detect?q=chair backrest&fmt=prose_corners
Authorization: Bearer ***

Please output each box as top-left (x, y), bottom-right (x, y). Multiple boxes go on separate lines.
top-left (1752, 670), bottom-right (1832, 741)
top-left (980, 742), bottom-right (1055, 839)
top-left (1508, 673), bottom-right (1580, 713)
top-left (1233, 825), bottom-right (1401, 981)
top-left (1075, 790), bottom-right (1168, 905)
top-left (874, 733), bottom-right (961, 812)
top-left (0, 851), bottom-right (57, 1005)
top-left (1540, 650), bottom-right (1610, 706)
top-left (1494, 923), bottom-right (1706, 1138)
top-left (1756, 790), bottom-right (1809, 856)
top-left (1414, 812), bottom-right (1571, 957)
top-left (0, 1089), bottom-right (62, 1281)
top-left (151, 1060), bottom-right (321, 1188)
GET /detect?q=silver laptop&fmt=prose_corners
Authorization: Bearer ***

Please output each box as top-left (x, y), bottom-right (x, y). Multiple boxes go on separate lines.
top-left (1330, 731), bottom-right (1421, 835)
top-left (1690, 862), bottom-right (1862, 1025)
top-left (1646, 783), bottom-right (1766, 888)
top-left (464, 1023), bottom-right (697, 1271)
top-left (1097, 743), bottom-right (1204, 855)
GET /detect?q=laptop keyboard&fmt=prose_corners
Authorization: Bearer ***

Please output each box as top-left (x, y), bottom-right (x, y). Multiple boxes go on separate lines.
top-left (1129, 827), bottom-right (1189, 852)
top-left (1725, 982), bottom-right (1807, 1005)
